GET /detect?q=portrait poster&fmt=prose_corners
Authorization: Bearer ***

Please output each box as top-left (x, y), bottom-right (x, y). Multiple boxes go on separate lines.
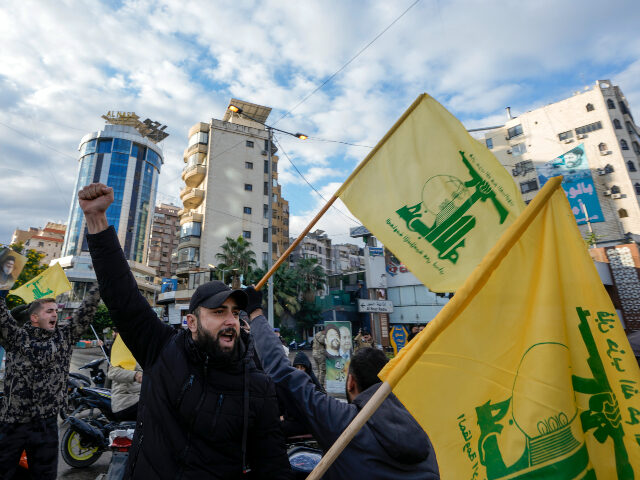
top-left (324, 321), bottom-right (352, 394)
top-left (0, 247), bottom-right (27, 291)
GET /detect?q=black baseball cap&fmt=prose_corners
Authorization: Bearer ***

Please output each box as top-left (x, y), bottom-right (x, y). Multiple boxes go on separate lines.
top-left (189, 281), bottom-right (248, 313)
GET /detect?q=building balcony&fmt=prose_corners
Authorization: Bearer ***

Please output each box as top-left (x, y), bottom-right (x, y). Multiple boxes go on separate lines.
top-left (180, 209), bottom-right (203, 226)
top-left (176, 260), bottom-right (199, 277)
top-left (182, 164), bottom-right (206, 187)
top-left (180, 187), bottom-right (205, 209)
top-left (178, 235), bottom-right (201, 248)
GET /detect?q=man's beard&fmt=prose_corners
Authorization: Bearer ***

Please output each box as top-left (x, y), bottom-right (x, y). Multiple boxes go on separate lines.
top-left (195, 323), bottom-right (240, 362)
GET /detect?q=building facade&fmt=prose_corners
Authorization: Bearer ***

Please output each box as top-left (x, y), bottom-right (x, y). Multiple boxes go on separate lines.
top-left (23, 222), bottom-right (66, 265)
top-left (147, 204), bottom-right (180, 279)
top-left (177, 99), bottom-right (289, 276)
top-left (290, 230), bottom-right (334, 273)
top-left (55, 113), bottom-right (167, 311)
top-left (485, 79), bottom-right (640, 245)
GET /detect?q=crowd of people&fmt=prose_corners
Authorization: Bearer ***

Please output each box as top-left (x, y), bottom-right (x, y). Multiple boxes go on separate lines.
top-left (0, 181), bottom-right (440, 479)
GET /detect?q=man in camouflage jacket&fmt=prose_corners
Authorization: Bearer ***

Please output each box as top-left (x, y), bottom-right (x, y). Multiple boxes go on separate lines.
top-left (0, 285), bottom-right (100, 479)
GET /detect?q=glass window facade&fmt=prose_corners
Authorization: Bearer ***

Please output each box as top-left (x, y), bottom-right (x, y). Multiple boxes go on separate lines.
top-left (180, 222), bottom-right (202, 238)
top-left (81, 139), bottom-right (97, 155)
top-left (188, 131), bottom-right (208, 148)
top-left (113, 138), bottom-right (131, 154)
top-left (105, 152), bottom-right (129, 229)
top-left (146, 149), bottom-right (162, 171)
top-left (133, 162), bottom-right (156, 262)
top-left (98, 139), bottom-right (113, 153)
top-left (63, 153), bottom-right (97, 255)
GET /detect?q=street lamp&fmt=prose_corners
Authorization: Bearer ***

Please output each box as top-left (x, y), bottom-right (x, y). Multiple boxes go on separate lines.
top-left (228, 104), bottom-right (307, 327)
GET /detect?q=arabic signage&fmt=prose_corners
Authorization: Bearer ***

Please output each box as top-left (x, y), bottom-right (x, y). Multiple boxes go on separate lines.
top-left (368, 247), bottom-right (384, 257)
top-left (357, 299), bottom-right (394, 313)
top-left (537, 144), bottom-right (604, 225)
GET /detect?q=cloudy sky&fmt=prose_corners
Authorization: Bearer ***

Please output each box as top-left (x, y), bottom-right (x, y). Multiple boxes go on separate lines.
top-left (1, 0), bottom-right (640, 247)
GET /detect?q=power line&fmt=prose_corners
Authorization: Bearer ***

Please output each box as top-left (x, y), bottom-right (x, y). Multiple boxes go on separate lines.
top-left (306, 137), bottom-right (374, 148)
top-left (272, 0), bottom-right (421, 125)
top-left (274, 138), bottom-right (362, 226)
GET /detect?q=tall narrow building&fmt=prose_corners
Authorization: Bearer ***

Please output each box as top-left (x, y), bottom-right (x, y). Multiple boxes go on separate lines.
top-left (55, 112), bottom-right (168, 309)
top-left (177, 99), bottom-right (289, 276)
top-left (485, 80), bottom-right (640, 245)
top-left (147, 203), bottom-right (180, 279)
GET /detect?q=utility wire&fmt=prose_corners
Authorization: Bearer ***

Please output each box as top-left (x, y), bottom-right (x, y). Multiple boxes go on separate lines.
top-left (273, 0), bottom-right (421, 125)
top-left (274, 138), bottom-right (362, 226)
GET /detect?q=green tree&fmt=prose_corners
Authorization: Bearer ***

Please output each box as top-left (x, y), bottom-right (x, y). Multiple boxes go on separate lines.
top-left (296, 301), bottom-right (323, 339)
top-left (5, 243), bottom-right (48, 309)
top-left (215, 236), bottom-right (257, 286)
top-left (246, 264), bottom-right (301, 323)
top-left (293, 258), bottom-right (326, 302)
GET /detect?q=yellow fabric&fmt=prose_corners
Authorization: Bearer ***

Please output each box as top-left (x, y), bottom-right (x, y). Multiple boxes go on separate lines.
top-left (379, 177), bottom-right (640, 479)
top-left (337, 94), bottom-right (525, 292)
top-left (9, 262), bottom-right (71, 302)
top-left (110, 335), bottom-right (137, 371)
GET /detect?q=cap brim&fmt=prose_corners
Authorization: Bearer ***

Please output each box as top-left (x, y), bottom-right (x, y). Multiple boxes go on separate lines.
top-left (197, 289), bottom-right (248, 311)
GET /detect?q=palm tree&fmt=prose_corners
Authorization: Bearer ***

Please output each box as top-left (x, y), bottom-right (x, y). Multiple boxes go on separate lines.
top-left (246, 264), bottom-right (301, 321)
top-left (294, 258), bottom-right (327, 303)
top-left (215, 236), bottom-right (257, 286)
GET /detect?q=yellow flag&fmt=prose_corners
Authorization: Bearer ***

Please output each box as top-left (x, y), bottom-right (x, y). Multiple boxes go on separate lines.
top-left (379, 176), bottom-right (640, 479)
top-left (337, 94), bottom-right (525, 292)
top-left (9, 262), bottom-right (71, 303)
top-left (110, 335), bottom-right (137, 370)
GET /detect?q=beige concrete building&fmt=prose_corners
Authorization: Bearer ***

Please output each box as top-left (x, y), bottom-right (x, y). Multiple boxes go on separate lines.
top-left (332, 243), bottom-right (365, 273)
top-left (11, 222), bottom-right (66, 264)
top-left (11, 227), bottom-right (39, 246)
top-left (290, 230), bottom-right (334, 273)
top-left (485, 79), bottom-right (640, 245)
top-left (177, 99), bottom-right (289, 277)
top-left (147, 204), bottom-right (180, 279)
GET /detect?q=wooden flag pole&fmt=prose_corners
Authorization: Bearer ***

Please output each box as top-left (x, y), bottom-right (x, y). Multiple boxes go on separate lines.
top-left (306, 382), bottom-right (392, 479)
top-left (255, 194), bottom-right (339, 291)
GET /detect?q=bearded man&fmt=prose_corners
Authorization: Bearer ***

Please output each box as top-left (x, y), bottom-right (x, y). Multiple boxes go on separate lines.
top-left (78, 182), bottom-right (291, 480)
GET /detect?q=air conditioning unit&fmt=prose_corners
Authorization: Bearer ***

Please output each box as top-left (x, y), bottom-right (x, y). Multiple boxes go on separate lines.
top-left (603, 190), bottom-right (612, 196)
top-left (563, 138), bottom-right (574, 144)
top-left (600, 150), bottom-right (612, 156)
top-left (577, 134), bottom-right (587, 139)
top-left (611, 193), bottom-right (622, 199)
top-left (506, 149), bottom-right (513, 155)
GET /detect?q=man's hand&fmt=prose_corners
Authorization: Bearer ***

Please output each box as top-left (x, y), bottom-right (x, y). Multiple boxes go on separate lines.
top-left (78, 183), bottom-right (114, 234)
top-left (243, 286), bottom-right (264, 321)
top-left (134, 371), bottom-right (143, 384)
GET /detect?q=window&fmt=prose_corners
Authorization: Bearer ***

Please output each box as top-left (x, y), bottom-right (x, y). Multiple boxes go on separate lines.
top-left (243, 207), bottom-right (252, 214)
top-left (635, 183), bottom-right (640, 195)
top-left (627, 160), bottom-right (637, 172)
top-left (244, 184), bottom-right (252, 191)
top-left (611, 185), bottom-right (621, 194)
top-left (245, 161), bottom-right (253, 169)
top-left (634, 141), bottom-right (640, 154)
top-left (558, 131), bottom-right (573, 141)
top-left (586, 103), bottom-right (594, 112)
top-left (575, 121), bottom-right (602, 135)
top-left (626, 121), bottom-right (635, 134)
top-left (82, 139), bottom-right (97, 155)
top-left (620, 101), bottom-right (629, 114)
top-left (263, 228), bottom-right (268, 243)
top-left (621, 139), bottom-right (629, 150)
top-left (113, 138), bottom-right (132, 154)
top-left (38, 241), bottom-right (44, 247)
top-left (607, 99), bottom-right (616, 109)
top-left (519, 179), bottom-right (539, 194)
top-left (246, 140), bottom-right (254, 148)
top-left (263, 204), bottom-right (269, 218)
top-left (180, 222), bottom-right (201, 238)
top-left (507, 124), bottom-right (523, 139)
top-left (618, 209), bottom-right (629, 218)
top-left (485, 138), bottom-right (493, 149)
top-left (511, 142), bottom-right (527, 156)
top-left (264, 182), bottom-right (268, 195)
top-left (512, 160), bottom-right (535, 177)
top-left (614, 119), bottom-right (622, 129)
top-left (598, 143), bottom-right (608, 152)
top-left (188, 131), bottom-right (208, 148)
top-left (97, 139), bottom-right (112, 153)
top-left (264, 160), bottom-right (269, 174)
top-left (243, 231), bottom-right (251, 239)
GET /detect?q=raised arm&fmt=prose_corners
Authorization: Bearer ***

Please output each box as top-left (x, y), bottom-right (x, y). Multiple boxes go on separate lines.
top-left (69, 284), bottom-right (101, 343)
top-left (79, 183), bottom-right (174, 368)
top-left (0, 296), bottom-right (26, 352)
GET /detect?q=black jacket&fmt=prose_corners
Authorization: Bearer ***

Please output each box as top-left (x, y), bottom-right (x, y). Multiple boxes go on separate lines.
top-left (88, 227), bottom-right (291, 479)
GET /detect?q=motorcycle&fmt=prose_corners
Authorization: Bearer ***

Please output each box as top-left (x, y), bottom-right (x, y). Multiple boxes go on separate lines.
top-left (286, 434), bottom-right (323, 479)
top-left (78, 357), bottom-right (108, 387)
top-left (95, 428), bottom-right (135, 480)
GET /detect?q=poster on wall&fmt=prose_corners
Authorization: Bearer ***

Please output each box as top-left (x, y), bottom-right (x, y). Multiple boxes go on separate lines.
top-left (324, 321), bottom-right (352, 394)
top-left (389, 325), bottom-right (408, 355)
top-left (536, 143), bottom-right (604, 225)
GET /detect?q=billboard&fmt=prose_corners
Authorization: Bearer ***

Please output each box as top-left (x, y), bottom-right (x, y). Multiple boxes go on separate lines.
top-left (537, 144), bottom-right (604, 225)
top-left (324, 321), bottom-right (352, 394)
top-left (161, 278), bottom-right (178, 293)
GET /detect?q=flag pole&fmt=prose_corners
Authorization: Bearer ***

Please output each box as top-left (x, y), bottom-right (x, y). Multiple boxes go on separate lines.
top-left (256, 194), bottom-right (339, 290)
top-left (307, 382), bottom-right (392, 479)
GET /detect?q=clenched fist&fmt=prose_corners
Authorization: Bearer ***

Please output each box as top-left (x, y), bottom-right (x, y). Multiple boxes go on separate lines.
top-left (78, 183), bottom-right (113, 234)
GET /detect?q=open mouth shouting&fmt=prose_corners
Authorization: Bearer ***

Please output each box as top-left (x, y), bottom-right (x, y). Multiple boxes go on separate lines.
top-left (218, 327), bottom-right (237, 348)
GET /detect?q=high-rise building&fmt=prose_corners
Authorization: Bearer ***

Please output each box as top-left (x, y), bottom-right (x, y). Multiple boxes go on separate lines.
top-left (147, 204), bottom-right (180, 279)
top-left (55, 112), bottom-right (168, 310)
top-left (485, 79), bottom-right (640, 245)
top-left (177, 99), bottom-right (289, 276)
top-left (290, 230), bottom-right (333, 274)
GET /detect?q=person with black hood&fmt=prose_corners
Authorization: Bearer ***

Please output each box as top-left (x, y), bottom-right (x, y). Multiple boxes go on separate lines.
top-left (245, 287), bottom-right (440, 480)
top-left (77, 182), bottom-right (291, 479)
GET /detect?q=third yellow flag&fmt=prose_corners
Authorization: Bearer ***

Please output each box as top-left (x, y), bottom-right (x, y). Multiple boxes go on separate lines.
top-left (9, 262), bottom-right (72, 303)
top-left (379, 176), bottom-right (640, 478)
top-left (337, 94), bottom-right (525, 292)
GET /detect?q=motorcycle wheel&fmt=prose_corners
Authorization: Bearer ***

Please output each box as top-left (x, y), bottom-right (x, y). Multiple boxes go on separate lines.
top-left (60, 427), bottom-right (103, 468)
